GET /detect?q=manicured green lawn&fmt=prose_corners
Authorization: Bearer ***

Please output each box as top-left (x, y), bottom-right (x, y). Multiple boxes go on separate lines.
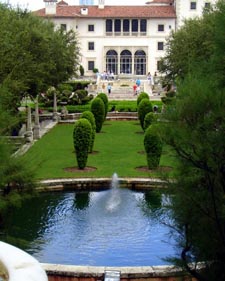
top-left (22, 121), bottom-right (176, 179)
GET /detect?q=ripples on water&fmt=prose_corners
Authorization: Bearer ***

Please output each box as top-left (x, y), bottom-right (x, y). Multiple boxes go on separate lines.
top-left (1, 188), bottom-right (176, 266)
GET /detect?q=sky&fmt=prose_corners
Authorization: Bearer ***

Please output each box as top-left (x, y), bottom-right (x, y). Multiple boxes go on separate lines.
top-left (0, 0), bottom-right (148, 11)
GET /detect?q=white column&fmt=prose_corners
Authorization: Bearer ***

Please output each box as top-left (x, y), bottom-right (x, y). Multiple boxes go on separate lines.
top-left (25, 106), bottom-right (33, 142)
top-left (33, 97), bottom-right (40, 139)
top-left (53, 91), bottom-right (59, 121)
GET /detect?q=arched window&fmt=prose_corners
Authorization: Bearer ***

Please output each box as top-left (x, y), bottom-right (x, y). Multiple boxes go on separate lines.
top-left (106, 50), bottom-right (118, 75)
top-left (120, 50), bottom-right (132, 74)
top-left (134, 50), bottom-right (146, 75)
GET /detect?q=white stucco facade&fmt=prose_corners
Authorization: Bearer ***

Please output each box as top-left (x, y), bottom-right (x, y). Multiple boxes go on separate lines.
top-left (175, 0), bottom-right (217, 28)
top-left (36, 0), bottom-right (217, 77)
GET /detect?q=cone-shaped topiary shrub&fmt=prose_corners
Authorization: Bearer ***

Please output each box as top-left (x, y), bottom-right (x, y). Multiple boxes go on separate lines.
top-left (143, 112), bottom-right (156, 131)
top-left (144, 125), bottom-right (163, 169)
top-left (97, 93), bottom-right (108, 119)
top-left (138, 98), bottom-right (153, 130)
top-left (137, 92), bottom-right (149, 106)
top-left (91, 97), bottom-right (105, 133)
top-left (73, 118), bottom-right (92, 169)
top-left (80, 111), bottom-right (96, 153)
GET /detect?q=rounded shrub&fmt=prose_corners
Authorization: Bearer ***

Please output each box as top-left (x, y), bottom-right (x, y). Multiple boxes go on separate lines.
top-left (80, 111), bottom-right (96, 153)
top-left (138, 98), bottom-right (153, 130)
top-left (79, 65), bottom-right (84, 76)
top-left (91, 97), bottom-right (105, 133)
top-left (143, 112), bottom-right (156, 131)
top-left (97, 93), bottom-right (108, 119)
top-left (73, 118), bottom-right (92, 169)
top-left (144, 126), bottom-right (163, 170)
top-left (137, 92), bottom-right (149, 107)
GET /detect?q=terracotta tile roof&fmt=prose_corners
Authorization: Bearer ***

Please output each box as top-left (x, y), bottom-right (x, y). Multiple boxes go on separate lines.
top-left (146, 0), bottom-right (174, 3)
top-left (57, 0), bottom-right (68, 5)
top-left (34, 5), bottom-right (176, 19)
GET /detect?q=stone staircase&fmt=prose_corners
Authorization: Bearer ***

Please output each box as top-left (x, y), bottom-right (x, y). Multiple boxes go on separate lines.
top-left (88, 79), bottom-right (163, 101)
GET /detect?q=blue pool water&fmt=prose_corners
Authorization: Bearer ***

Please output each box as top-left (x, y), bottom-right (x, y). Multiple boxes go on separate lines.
top-left (1, 188), bottom-right (176, 266)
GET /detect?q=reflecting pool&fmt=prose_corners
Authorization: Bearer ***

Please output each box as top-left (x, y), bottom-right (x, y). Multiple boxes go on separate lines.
top-left (0, 188), bottom-right (176, 266)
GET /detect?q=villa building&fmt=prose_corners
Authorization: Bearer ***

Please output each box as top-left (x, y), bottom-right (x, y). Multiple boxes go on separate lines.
top-left (35, 0), bottom-right (216, 77)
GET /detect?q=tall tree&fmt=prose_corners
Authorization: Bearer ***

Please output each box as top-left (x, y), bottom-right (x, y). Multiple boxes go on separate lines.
top-left (160, 6), bottom-right (214, 83)
top-left (0, 3), bottom-right (80, 111)
top-left (159, 1), bottom-right (225, 280)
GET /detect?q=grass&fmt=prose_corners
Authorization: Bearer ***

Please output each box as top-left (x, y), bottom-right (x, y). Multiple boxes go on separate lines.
top-left (22, 120), bottom-right (176, 180)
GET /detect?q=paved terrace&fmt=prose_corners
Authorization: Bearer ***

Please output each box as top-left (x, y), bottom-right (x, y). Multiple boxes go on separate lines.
top-left (87, 78), bottom-right (164, 101)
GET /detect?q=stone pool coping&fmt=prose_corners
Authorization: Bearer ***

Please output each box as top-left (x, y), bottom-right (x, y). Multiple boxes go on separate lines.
top-left (38, 177), bottom-right (167, 192)
top-left (41, 263), bottom-right (191, 280)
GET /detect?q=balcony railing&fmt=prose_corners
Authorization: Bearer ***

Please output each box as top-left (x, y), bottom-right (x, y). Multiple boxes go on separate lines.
top-left (105, 31), bottom-right (147, 37)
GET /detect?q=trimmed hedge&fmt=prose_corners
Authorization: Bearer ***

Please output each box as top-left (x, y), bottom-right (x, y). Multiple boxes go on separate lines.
top-left (144, 126), bottom-right (163, 169)
top-left (97, 93), bottom-right (108, 119)
top-left (137, 92), bottom-right (149, 106)
top-left (39, 100), bottom-right (162, 114)
top-left (73, 118), bottom-right (92, 169)
top-left (65, 81), bottom-right (91, 91)
top-left (138, 98), bottom-right (153, 130)
top-left (80, 111), bottom-right (96, 153)
top-left (143, 112), bottom-right (156, 131)
top-left (91, 97), bottom-right (105, 133)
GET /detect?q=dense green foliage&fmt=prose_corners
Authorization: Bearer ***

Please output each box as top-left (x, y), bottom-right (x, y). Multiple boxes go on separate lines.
top-left (73, 118), bottom-right (92, 169)
top-left (138, 98), bottom-right (153, 130)
top-left (160, 1), bottom-right (225, 280)
top-left (80, 111), bottom-right (96, 153)
top-left (97, 93), bottom-right (108, 118)
top-left (90, 97), bottom-right (105, 133)
top-left (143, 112), bottom-right (156, 131)
top-left (0, 141), bottom-right (36, 225)
top-left (137, 92), bottom-right (149, 106)
top-left (0, 3), bottom-right (80, 116)
top-left (144, 126), bottom-right (162, 169)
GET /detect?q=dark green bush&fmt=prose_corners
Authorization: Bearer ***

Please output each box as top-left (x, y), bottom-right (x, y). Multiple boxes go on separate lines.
top-left (73, 118), bottom-right (92, 169)
top-left (80, 111), bottom-right (96, 153)
top-left (65, 81), bottom-right (90, 91)
top-left (161, 90), bottom-right (176, 105)
top-left (144, 126), bottom-right (163, 169)
top-left (58, 83), bottom-right (73, 93)
top-left (138, 98), bottom-right (153, 130)
top-left (97, 93), bottom-right (108, 118)
top-left (143, 112), bottom-right (156, 131)
top-left (38, 86), bottom-right (58, 107)
top-left (79, 65), bottom-right (84, 76)
top-left (69, 89), bottom-right (93, 105)
top-left (91, 97), bottom-right (105, 133)
top-left (137, 92), bottom-right (149, 106)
